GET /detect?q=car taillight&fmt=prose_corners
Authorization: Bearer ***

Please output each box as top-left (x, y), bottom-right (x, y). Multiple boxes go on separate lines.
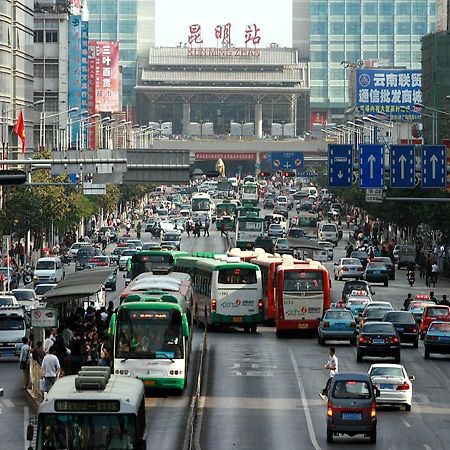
top-left (387, 336), bottom-right (399, 344)
top-left (323, 321), bottom-right (330, 327)
top-left (397, 382), bottom-right (410, 391)
top-left (371, 402), bottom-right (377, 417)
top-left (211, 299), bottom-right (217, 312)
top-left (358, 335), bottom-right (371, 343)
top-left (342, 267), bottom-right (348, 272)
top-left (258, 299), bottom-right (264, 311)
top-left (327, 401), bottom-right (333, 416)
top-left (427, 335), bottom-right (438, 341)
top-left (357, 267), bottom-right (363, 271)
top-left (409, 327), bottom-right (418, 333)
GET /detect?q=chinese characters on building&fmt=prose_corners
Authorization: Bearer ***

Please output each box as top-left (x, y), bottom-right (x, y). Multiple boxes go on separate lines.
top-left (188, 23), bottom-right (261, 47)
top-left (356, 69), bottom-right (422, 119)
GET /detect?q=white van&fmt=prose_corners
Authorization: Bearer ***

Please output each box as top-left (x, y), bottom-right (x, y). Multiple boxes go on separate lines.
top-left (302, 186), bottom-right (318, 198)
top-left (318, 222), bottom-right (339, 245)
top-left (33, 257), bottom-right (65, 286)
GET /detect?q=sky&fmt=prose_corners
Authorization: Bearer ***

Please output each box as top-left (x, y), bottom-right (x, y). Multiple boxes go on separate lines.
top-left (155, 0), bottom-right (292, 47)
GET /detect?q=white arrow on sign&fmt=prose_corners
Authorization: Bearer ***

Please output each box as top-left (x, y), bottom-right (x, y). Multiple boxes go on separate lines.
top-left (337, 170), bottom-right (343, 179)
top-left (430, 154), bottom-right (438, 179)
top-left (399, 154), bottom-right (406, 179)
top-left (368, 154), bottom-right (376, 179)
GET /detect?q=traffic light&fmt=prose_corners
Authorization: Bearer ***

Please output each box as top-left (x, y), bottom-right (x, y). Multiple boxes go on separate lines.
top-left (259, 171), bottom-right (271, 179)
top-left (0, 169), bottom-right (27, 185)
top-left (283, 171), bottom-right (295, 178)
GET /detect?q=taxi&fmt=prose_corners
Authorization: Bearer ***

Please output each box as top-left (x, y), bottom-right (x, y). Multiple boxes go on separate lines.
top-left (424, 321), bottom-right (450, 359)
top-left (407, 298), bottom-right (435, 323)
top-left (346, 294), bottom-right (372, 320)
top-left (419, 305), bottom-right (450, 339)
top-left (318, 308), bottom-right (357, 346)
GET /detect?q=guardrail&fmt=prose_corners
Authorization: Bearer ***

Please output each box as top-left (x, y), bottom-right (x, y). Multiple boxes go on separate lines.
top-left (183, 329), bottom-right (208, 450)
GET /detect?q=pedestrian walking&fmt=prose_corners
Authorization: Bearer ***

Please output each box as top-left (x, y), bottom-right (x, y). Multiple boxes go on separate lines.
top-left (220, 220), bottom-right (226, 237)
top-left (41, 345), bottom-right (61, 392)
top-left (19, 337), bottom-right (31, 389)
top-left (431, 262), bottom-right (438, 287)
top-left (440, 295), bottom-right (450, 306)
top-left (204, 218), bottom-right (210, 237)
top-left (403, 293), bottom-right (412, 311)
top-left (319, 347), bottom-right (338, 400)
top-left (425, 260), bottom-right (432, 287)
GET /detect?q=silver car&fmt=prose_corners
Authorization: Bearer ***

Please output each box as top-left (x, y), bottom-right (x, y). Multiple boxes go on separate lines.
top-left (334, 258), bottom-right (364, 281)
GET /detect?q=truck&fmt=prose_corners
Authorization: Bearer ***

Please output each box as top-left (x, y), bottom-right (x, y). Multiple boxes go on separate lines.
top-left (0, 306), bottom-right (29, 357)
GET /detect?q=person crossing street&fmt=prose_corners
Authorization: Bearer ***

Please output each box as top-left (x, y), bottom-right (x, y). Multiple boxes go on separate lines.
top-left (319, 347), bottom-right (338, 400)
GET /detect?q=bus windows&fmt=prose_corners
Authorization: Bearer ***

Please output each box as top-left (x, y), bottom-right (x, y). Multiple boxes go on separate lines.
top-left (283, 271), bottom-right (323, 292)
top-left (218, 268), bottom-right (257, 285)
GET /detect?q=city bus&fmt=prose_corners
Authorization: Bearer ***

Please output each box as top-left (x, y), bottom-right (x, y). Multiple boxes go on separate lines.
top-left (215, 200), bottom-right (239, 230)
top-left (235, 212), bottom-right (264, 249)
top-left (130, 250), bottom-right (188, 280)
top-left (191, 192), bottom-right (213, 221)
top-left (275, 259), bottom-right (331, 336)
top-left (30, 367), bottom-right (146, 450)
top-left (296, 212), bottom-right (318, 238)
top-left (236, 205), bottom-right (260, 219)
top-left (250, 253), bottom-right (285, 324)
top-left (227, 247), bottom-right (268, 262)
top-left (241, 181), bottom-right (258, 205)
top-left (109, 296), bottom-right (192, 391)
top-left (175, 256), bottom-right (263, 333)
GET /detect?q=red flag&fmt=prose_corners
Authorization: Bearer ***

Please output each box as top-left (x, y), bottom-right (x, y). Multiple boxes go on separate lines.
top-left (14, 111), bottom-right (26, 153)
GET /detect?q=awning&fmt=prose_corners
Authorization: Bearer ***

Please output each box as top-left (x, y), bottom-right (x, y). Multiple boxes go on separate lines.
top-left (288, 238), bottom-right (324, 250)
top-left (43, 268), bottom-right (114, 306)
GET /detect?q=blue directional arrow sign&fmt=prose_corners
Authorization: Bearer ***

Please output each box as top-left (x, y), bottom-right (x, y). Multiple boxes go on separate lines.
top-left (422, 145), bottom-right (446, 188)
top-left (390, 145), bottom-right (415, 188)
top-left (328, 144), bottom-right (353, 187)
top-left (267, 152), bottom-right (304, 171)
top-left (360, 144), bottom-right (385, 189)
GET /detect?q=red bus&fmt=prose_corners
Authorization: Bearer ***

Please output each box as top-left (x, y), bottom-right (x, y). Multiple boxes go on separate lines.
top-left (275, 259), bottom-right (331, 336)
top-left (251, 254), bottom-right (284, 324)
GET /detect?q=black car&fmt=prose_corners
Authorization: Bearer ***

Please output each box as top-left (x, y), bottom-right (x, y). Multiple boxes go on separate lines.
top-left (357, 322), bottom-right (401, 363)
top-left (254, 236), bottom-right (275, 253)
top-left (341, 280), bottom-right (374, 301)
top-left (288, 227), bottom-right (306, 238)
top-left (273, 205), bottom-right (288, 218)
top-left (350, 250), bottom-right (370, 269)
top-left (383, 311), bottom-right (419, 348)
top-left (75, 247), bottom-right (103, 271)
top-left (372, 256), bottom-right (395, 280)
top-left (104, 268), bottom-right (118, 291)
top-left (263, 198), bottom-right (275, 209)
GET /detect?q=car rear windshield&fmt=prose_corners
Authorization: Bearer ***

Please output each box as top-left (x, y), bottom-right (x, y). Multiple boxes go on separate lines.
top-left (427, 307), bottom-right (450, 316)
top-left (366, 308), bottom-right (391, 319)
top-left (429, 323), bottom-right (450, 332)
top-left (374, 258), bottom-right (392, 265)
top-left (321, 224), bottom-right (336, 232)
top-left (363, 323), bottom-right (395, 334)
top-left (351, 251), bottom-right (369, 258)
top-left (384, 312), bottom-right (415, 324)
top-left (332, 380), bottom-right (371, 399)
top-left (218, 268), bottom-right (257, 285)
top-left (347, 299), bottom-right (369, 305)
top-left (343, 259), bottom-right (361, 265)
top-left (370, 367), bottom-right (403, 378)
top-left (325, 310), bottom-right (353, 320)
top-left (367, 262), bottom-right (386, 269)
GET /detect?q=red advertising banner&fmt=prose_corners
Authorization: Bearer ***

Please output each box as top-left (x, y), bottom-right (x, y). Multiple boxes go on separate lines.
top-left (88, 41), bottom-right (97, 149)
top-left (195, 152), bottom-right (256, 161)
top-left (94, 41), bottom-right (120, 113)
top-left (310, 111), bottom-right (327, 125)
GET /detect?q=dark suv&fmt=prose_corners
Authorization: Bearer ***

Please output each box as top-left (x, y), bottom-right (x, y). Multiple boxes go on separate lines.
top-left (253, 236), bottom-right (275, 253)
top-left (327, 372), bottom-right (378, 444)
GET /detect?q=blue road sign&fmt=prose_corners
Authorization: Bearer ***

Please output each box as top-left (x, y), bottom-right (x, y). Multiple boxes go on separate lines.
top-left (267, 152), bottom-right (304, 171)
top-left (390, 145), bottom-right (415, 188)
top-left (422, 145), bottom-right (446, 188)
top-left (328, 144), bottom-right (353, 187)
top-left (360, 144), bottom-right (385, 189)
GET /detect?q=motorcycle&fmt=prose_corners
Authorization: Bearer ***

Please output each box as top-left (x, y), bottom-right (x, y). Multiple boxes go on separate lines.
top-left (407, 270), bottom-right (415, 287)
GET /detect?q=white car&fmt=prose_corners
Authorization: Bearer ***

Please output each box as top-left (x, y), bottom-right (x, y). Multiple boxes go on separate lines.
top-left (334, 258), bottom-right (364, 281)
top-left (68, 242), bottom-right (91, 260)
top-left (0, 295), bottom-right (19, 307)
top-left (368, 364), bottom-right (414, 410)
top-left (318, 241), bottom-right (334, 260)
top-left (119, 249), bottom-right (138, 271)
top-left (34, 283), bottom-right (57, 302)
top-left (12, 289), bottom-right (39, 311)
top-left (362, 301), bottom-right (394, 315)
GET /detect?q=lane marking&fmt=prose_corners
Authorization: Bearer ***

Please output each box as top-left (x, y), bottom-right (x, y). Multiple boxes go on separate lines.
top-left (288, 348), bottom-right (322, 450)
top-left (423, 444), bottom-right (432, 450)
top-left (3, 399), bottom-right (14, 408)
top-left (401, 417), bottom-right (411, 428)
top-left (24, 406), bottom-right (29, 450)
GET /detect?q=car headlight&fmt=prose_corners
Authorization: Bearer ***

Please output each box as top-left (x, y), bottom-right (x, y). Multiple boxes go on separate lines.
top-left (33, 275), bottom-right (38, 280)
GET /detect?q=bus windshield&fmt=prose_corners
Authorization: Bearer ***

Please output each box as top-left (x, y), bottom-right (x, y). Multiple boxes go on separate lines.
top-left (131, 254), bottom-right (172, 278)
top-left (192, 199), bottom-right (210, 211)
top-left (283, 271), bottom-right (323, 292)
top-left (37, 413), bottom-right (136, 450)
top-left (0, 316), bottom-right (24, 330)
top-left (116, 309), bottom-right (183, 359)
top-left (218, 268), bottom-right (257, 284)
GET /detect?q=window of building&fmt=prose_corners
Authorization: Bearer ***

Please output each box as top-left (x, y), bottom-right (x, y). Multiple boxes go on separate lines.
top-left (44, 95), bottom-right (58, 112)
top-left (330, 68), bottom-right (345, 80)
top-left (395, 51), bottom-right (411, 64)
top-left (363, 50), bottom-right (379, 59)
top-left (120, 1), bottom-right (137, 14)
top-left (363, 22), bottom-right (378, 35)
top-left (330, 22), bottom-right (345, 35)
top-left (102, 1), bottom-right (117, 14)
top-left (311, 85), bottom-right (327, 99)
top-left (345, 51), bottom-right (361, 61)
top-left (119, 20), bottom-right (136, 34)
top-left (379, 21), bottom-right (394, 35)
top-left (396, 22), bottom-right (411, 35)
top-left (363, 2), bottom-right (377, 15)
top-left (45, 63), bottom-right (58, 78)
top-left (34, 63), bottom-right (44, 78)
top-left (396, 2), bottom-right (411, 15)
top-left (412, 1), bottom-right (427, 15)
top-left (34, 30), bottom-right (44, 42)
top-left (45, 31), bottom-right (58, 43)
top-left (379, 1), bottom-right (394, 15)
top-left (101, 21), bottom-right (117, 34)
top-left (329, 86), bottom-right (345, 99)
top-left (379, 51), bottom-right (393, 62)
top-left (412, 22), bottom-right (427, 35)
top-left (346, 1), bottom-right (360, 15)
top-left (346, 21), bottom-right (360, 35)
top-left (311, 51), bottom-right (327, 62)
top-left (311, 20), bottom-right (328, 35)
top-left (311, 68), bottom-right (327, 80)
top-left (330, 2), bottom-right (345, 15)
top-left (330, 50), bottom-right (345, 62)
top-left (35, 20), bottom-right (44, 29)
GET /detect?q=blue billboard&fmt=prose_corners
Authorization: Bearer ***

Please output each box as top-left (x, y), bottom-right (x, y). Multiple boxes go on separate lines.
top-left (68, 15), bottom-right (82, 147)
top-left (356, 69), bottom-right (422, 120)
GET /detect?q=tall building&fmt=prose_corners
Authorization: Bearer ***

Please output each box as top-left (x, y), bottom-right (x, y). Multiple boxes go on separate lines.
top-left (293, 0), bottom-right (436, 122)
top-left (33, 1), bottom-right (69, 151)
top-left (0, 0), bottom-right (34, 155)
top-left (88, 0), bottom-right (156, 110)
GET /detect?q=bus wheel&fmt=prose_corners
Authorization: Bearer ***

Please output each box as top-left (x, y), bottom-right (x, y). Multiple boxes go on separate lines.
top-left (276, 330), bottom-right (284, 338)
top-left (250, 325), bottom-right (257, 334)
top-left (243, 325), bottom-right (250, 333)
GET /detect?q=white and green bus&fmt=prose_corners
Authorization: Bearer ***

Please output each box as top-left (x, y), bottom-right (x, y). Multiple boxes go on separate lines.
top-left (240, 181), bottom-right (259, 205)
top-left (29, 367), bottom-right (147, 450)
top-left (109, 294), bottom-right (192, 391)
top-left (235, 213), bottom-right (264, 249)
top-left (176, 256), bottom-right (263, 333)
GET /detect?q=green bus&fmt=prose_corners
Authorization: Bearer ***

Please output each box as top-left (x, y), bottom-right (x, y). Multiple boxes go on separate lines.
top-left (109, 296), bottom-right (192, 391)
top-left (130, 250), bottom-right (188, 280)
top-left (29, 367), bottom-right (147, 450)
top-left (235, 213), bottom-right (264, 249)
top-left (215, 200), bottom-right (239, 230)
top-left (175, 256), bottom-right (263, 332)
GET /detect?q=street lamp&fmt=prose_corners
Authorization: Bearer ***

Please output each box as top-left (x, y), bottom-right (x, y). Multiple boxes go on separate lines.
top-left (40, 106), bottom-right (79, 150)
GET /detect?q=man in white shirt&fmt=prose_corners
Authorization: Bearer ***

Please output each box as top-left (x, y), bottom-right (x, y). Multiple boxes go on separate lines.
top-left (41, 345), bottom-right (60, 392)
top-left (320, 347), bottom-right (338, 400)
top-left (43, 328), bottom-right (57, 354)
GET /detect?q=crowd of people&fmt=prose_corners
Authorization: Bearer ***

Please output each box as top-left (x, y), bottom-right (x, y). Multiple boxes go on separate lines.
top-left (20, 302), bottom-right (115, 393)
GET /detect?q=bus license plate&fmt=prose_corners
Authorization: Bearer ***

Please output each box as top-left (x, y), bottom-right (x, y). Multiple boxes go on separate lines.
top-left (298, 323), bottom-right (309, 329)
top-left (232, 316), bottom-right (243, 323)
top-left (144, 380), bottom-right (156, 387)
